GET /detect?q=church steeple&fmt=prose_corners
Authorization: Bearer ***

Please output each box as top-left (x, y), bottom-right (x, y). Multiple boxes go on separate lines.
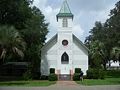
top-left (56, 0), bottom-right (74, 21)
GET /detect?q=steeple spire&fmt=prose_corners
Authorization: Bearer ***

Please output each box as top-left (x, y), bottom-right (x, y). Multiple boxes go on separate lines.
top-left (59, 0), bottom-right (71, 14)
top-left (56, 0), bottom-right (73, 20)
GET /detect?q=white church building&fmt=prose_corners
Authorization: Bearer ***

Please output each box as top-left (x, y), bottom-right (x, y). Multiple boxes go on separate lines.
top-left (41, 0), bottom-right (88, 79)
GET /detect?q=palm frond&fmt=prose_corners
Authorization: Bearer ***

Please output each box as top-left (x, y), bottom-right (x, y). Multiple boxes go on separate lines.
top-left (12, 47), bottom-right (24, 58)
top-left (0, 49), bottom-right (6, 60)
top-left (0, 25), bottom-right (26, 60)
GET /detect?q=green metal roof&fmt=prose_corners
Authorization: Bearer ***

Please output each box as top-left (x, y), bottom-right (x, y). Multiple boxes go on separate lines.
top-left (57, 0), bottom-right (73, 19)
top-left (59, 0), bottom-right (71, 14)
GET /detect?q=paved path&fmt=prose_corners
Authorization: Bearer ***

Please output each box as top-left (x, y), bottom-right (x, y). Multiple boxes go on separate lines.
top-left (54, 81), bottom-right (79, 86)
top-left (0, 81), bottom-right (120, 90)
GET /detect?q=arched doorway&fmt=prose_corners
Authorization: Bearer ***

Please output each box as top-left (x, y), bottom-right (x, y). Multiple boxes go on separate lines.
top-left (61, 52), bottom-right (69, 64)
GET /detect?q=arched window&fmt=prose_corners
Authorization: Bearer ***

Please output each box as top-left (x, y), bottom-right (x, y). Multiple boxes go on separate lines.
top-left (62, 18), bottom-right (68, 27)
top-left (61, 52), bottom-right (69, 64)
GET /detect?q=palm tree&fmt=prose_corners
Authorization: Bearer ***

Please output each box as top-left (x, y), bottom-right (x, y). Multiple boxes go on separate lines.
top-left (0, 25), bottom-right (26, 62)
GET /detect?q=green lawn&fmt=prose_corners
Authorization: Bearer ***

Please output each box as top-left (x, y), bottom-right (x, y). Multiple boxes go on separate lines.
top-left (76, 78), bottom-right (120, 85)
top-left (0, 80), bottom-right (56, 86)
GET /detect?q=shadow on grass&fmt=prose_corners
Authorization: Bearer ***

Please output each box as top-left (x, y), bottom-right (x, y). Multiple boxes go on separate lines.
top-left (0, 76), bottom-right (29, 86)
top-left (0, 82), bottom-right (29, 86)
top-left (0, 81), bottom-right (56, 86)
top-left (0, 76), bottom-right (23, 82)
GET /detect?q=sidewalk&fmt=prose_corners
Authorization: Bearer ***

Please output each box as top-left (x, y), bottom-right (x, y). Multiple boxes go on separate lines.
top-left (49, 81), bottom-right (120, 90)
top-left (0, 81), bottom-right (120, 90)
top-left (56, 81), bottom-right (79, 86)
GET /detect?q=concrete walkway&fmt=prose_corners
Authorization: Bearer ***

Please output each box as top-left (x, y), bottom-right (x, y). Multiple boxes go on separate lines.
top-left (0, 81), bottom-right (120, 90)
top-left (54, 81), bottom-right (79, 86)
top-left (49, 81), bottom-right (120, 90)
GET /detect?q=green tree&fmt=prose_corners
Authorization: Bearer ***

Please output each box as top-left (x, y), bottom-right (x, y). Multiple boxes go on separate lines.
top-left (0, 0), bottom-right (49, 79)
top-left (85, 21), bottom-right (106, 49)
top-left (0, 26), bottom-right (26, 63)
top-left (85, 22), bottom-right (107, 69)
top-left (89, 40), bottom-right (105, 69)
top-left (104, 1), bottom-right (120, 48)
top-left (21, 6), bottom-right (48, 79)
top-left (85, 1), bottom-right (120, 69)
top-left (104, 1), bottom-right (120, 65)
top-left (0, 0), bottom-right (33, 29)
top-left (21, 6), bottom-right (48, 46)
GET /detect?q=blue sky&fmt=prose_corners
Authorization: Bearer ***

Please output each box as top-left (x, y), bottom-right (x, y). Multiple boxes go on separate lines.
top-left (33, 0), bottom-right (119, 42)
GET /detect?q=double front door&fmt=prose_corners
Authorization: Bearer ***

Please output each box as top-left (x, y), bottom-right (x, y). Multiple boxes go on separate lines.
top-left (60, 65), bottom-right (70, 74)
top-left (59, 65), bottom-right (71, 80)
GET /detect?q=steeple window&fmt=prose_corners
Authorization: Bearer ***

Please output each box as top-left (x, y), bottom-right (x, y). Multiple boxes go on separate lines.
top-left (62, 18), bottom-right (68, 27)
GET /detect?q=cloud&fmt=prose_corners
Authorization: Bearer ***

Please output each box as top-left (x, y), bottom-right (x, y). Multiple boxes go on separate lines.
top-left (33, 0), bottom-right (59, 41)
top-left (33, 0), bottom-right (118, 42)
top-left (33, 0), bottom-right (47, 10)
top-left (43, 6), bottom-right (59, 42)
top-left (69, 0), bottom-right (117, 13)
top-left (73, 24), bottom-right (84, 39)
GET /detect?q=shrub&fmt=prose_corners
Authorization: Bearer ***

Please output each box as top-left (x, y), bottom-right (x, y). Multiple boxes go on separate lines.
top-left (48, 74), bottom-right (57, 81)
top-left (106, 70), bottom-right (120, 78)
top-left (75, 68), bottom-right (81, 73)
top-left (50, 68), bottom-right (55, 74)
top-left (87, 68), bottom-right (105, 79)
top-left (23, 70), bottom-right (32, 80)
top-left (87, 69), bottom-right (93, 79)
top-left (22, 64), bottom-right (33, 80)
top-left (99, 69), bottom-right (105, 79)
top-left (73, 73), bottom-right (80, 81)
top-left (40, 75), bottom-right (48, 80)
top-left (33, 71), bottom-right (41, 80)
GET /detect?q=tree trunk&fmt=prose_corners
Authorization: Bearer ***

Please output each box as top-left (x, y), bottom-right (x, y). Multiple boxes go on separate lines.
top-left (108, 60), bottom-right (111, 67)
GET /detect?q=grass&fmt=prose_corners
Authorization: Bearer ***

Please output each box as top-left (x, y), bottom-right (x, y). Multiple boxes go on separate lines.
top-left (76, 78), bottom-right (120, 85)
top-left (0, 80), bottom-right (56, 86)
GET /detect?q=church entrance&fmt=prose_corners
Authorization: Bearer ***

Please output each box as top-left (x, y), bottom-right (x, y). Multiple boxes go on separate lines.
top-left (60, 65), bottom-right (70, 74)
top-left (59, 65), bottom-right (71, 80)
top-left (59, 52), bottom-right (71, 80)
top-left (61, 52), bottom-right (69, 74)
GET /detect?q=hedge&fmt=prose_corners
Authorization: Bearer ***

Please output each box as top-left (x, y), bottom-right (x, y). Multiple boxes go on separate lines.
top-left (106, 70), bottom-right (120, 78)
top-left (73, 73), bottom-right (80, 81)
top-left (87, 68), bottom-right (105, 79)
top-left (48, 74), bottom-right (58, 81)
